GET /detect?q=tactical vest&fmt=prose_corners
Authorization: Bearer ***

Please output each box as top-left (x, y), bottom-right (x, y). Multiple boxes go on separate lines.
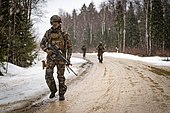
top-left (98, 45), bottom-right (104, 54)
top-left (46, 29), bottom-right (67, 63)
top-left (48, 29), bottom-right (66, 53)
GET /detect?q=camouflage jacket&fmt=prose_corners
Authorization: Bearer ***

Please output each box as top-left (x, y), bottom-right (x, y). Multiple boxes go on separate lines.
top-left (81, 46), bottom-right (86, 52)
top-left (96, 44), bottom-right (105, 54)
top-left (40, 27), bottom-right (72, 61)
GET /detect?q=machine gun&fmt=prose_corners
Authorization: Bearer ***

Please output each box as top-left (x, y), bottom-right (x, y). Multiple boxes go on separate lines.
top-left (42, 44), bottom-right (78, 76)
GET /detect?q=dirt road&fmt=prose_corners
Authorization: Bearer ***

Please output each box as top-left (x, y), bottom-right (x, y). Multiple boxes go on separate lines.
top-left (17, 54), bottom-right (170, 113)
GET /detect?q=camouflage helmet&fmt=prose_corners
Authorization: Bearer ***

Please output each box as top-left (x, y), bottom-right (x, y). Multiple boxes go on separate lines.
top-left (50, 15), bottom-right (62, 24)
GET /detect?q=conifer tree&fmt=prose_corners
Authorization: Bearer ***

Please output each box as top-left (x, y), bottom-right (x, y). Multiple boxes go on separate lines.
top-left (0, 0), bottom-right (9, 62)
top-left (115, 1), bottom-right (124, 52)
top-left (0, 0), bottom-right (46, 68)
top-left (135, 0), bottom-right (146, 53)
top-left (126, 2), bottom-right (140, 48)
top-left (87, 2), bottom-right (97, 47)
top-left (162, 0), bottom-right (170, 52)
top-left (150, 0), bottom-right (165, 55)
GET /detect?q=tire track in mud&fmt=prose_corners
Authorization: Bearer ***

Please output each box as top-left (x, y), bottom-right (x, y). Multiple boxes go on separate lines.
top-left (33, 57), bottom-right (108, 113)
top-left (65, 59), bottom-right (108, 113)
top-left (135, 64), bottom-right (170, 112)
top-left (86, 59), bottom-right (124, 113)
top-left (110, 59), bottom-right (145, 113)
top-left (104, 57), bottom-right (170, 113)
top-left (19, 55), bottom-right (170, 113)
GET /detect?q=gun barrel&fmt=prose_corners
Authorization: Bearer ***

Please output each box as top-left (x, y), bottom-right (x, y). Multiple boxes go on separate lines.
top-left (66, 66), bottom-right (78, 76)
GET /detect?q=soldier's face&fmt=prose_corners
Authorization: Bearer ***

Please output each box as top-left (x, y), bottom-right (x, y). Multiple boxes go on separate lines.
top-left (52, 21), bottom-right (60, 29)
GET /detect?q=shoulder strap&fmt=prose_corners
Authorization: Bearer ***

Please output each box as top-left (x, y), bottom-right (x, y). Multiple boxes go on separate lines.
top-left (47, 29), bottom-right (52, 44)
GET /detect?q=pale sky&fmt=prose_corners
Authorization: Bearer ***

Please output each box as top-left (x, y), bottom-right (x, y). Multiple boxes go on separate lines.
top-left (47, 0), bottom-right (107, 15)
top-left (33, 0), bottom-right (106, 40)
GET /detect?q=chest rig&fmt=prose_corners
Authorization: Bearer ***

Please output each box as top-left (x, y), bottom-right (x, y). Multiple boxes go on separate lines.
top-left (48, 29), bottom-right (66, 52)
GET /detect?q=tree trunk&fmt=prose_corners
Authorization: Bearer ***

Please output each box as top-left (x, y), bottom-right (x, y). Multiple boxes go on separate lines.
top-left (149, 0), bottom-right (152, 56)
top-left (90, 23), bottom-right (93, 44)
top-left (73, 14), bottom-right (76, 40)
top-left (122, 0), bottom-right (126, 53)
top-left (28, 0), bottom-right (31, 21)
top-left (145, 0), bottom-right (152, 56)
top-left (145, 0), bottom-right (149, 55)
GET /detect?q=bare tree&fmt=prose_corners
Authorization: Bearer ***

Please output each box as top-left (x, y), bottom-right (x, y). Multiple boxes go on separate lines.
top-left (144, 0), bottom-right (151, 55)
top-left (121, 0), bottom-right (126, 52)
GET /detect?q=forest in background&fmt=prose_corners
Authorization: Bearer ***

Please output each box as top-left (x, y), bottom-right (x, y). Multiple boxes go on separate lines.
top-left (0, 0), bottom-right (170, 69)
top-left (60, 0), bottom-right (170, 56)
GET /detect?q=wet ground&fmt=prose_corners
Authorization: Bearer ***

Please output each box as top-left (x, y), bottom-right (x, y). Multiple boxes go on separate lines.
top-left (6, 54), bottom-right (170, 113)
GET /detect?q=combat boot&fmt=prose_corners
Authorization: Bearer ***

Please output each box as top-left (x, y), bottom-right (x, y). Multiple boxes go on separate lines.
top-left (59, 95), bottom-right (65, 101)
top-left (49, 92), bottom-right (55, 98)
top-left (49, 90), bottom-right (57, 98)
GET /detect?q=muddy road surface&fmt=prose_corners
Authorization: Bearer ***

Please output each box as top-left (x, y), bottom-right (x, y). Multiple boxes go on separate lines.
top-left (13, 54), bottom-right (170, 113)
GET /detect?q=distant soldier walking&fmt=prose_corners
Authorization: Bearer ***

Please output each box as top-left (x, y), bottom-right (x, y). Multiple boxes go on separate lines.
top-left (96, 42), bottom-right (105, 63)
top-left (40, 15), bottom-right (72, 101)
top-left (81, 45), bottom-right (86, 58)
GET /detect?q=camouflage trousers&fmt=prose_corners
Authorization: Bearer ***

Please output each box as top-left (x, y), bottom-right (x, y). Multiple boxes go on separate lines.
top-left (83, 51), bottom-right (86, 58)
top-left (45, 60), bottom-right (67, 96)
top-left (97, 53), bottom-right (103, 62)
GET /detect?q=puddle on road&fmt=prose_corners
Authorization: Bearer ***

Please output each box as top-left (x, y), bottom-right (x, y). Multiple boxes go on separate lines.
top-left (149, 66), bottom-right (170, 78)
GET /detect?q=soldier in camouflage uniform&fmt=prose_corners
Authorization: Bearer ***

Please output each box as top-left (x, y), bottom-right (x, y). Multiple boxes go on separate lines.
top-left (40, 15), bottom-right (72, 101)
top-left (96, 42), bottom-right (105, 63)
top-left (81, 45), bottom-right (86, 58)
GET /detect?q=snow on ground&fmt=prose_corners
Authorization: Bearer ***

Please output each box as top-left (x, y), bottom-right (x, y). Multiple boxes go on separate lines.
top-left (103, 52), bottom-right (170, 67)
top-left (0, 51), bottom-right (170, 109)
top-left (0, 51), bottom-right (87, 107)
